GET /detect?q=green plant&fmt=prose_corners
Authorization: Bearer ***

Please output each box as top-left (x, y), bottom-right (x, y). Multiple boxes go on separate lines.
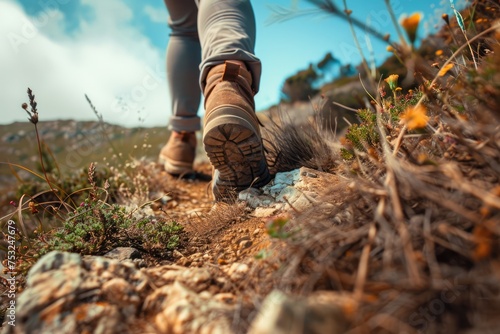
top-left (266, 216), bottom-right (295, 240)
top-left (37, 199), bottom-right (183, 258)
top-left (1, 91), bottom-right (185, 278)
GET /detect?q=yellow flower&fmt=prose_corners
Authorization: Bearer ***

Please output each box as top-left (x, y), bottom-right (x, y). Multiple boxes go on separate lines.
top-left (442, 13), bottom-right (450, 25)
top-left (384, 74), bottom-right (399, 91)
top-left (386, 45), bottom-right (394, 52)
top-left (438, 63), bottom-right (454, 77)
top-left (401, 13), bottom-right (421, 44)
top-left (435, 49), bottom-right (443, 56)
top-left (400, 105), bottom-right (429, 130)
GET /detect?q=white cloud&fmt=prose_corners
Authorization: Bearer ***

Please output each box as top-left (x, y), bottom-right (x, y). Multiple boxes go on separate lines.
top-left (144, 4), bottom-right (168, 24)
top-left (0, 0), bottom-right (170, 128)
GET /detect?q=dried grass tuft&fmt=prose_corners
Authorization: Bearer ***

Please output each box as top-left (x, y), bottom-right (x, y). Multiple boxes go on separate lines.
top-left (251, 4), bottom-right (500, 333)
top-left (262, 105), bottom-right (340, 175)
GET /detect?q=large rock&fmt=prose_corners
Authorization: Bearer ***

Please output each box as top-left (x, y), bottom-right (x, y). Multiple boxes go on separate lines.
top-left (240, 167), bottom-right (338, 215)
top-left (3, 251), bottom-right (149, 334)
top-left (146, 281), bottom-right (234, 334)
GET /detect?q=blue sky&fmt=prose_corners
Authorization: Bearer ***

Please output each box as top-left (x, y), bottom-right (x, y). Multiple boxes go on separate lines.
top-left (1, 0), bottom-right (466, 128)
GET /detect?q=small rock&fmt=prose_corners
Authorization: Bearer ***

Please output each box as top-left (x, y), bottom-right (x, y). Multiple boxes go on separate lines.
top-left (160, 269), bottom-right (183, 284)
top-left (238, 187), bottom-right (261, 201)
top-left (101, 278), bottom-right (141, 311)
top-left (104, 247), bottom-right (141, 262)
top-left (172, 249), bottom-right (185, 259)
top-left (177, 268), bottom-right (212, 292)
top-left (189, 252), bottom-right (203, 261)
top-left (248, 290), bottom-right (350, 334)
top-left (143, 285), bottom-right (172, 314)
top-left (239, 239), bottom-right (252, 249)
top-left (253, 228), bottom-right (261, 236)
top-left (239, 188), bottom-right (274, 208)
top-left (227, 262), bottom-right (249, 281)
top-left (213, 293), bottom-right (236, 305)
top-left (176, 257), bottom-right (191, 267)
top-left (253, 206), bottom-right (277, 218)
top-left (161, 195), bottom-right (172, 204)
top-left (132, 258), bottom-right (147, 268)
top-left (273, 169), bottom-right (301, 186)
top-left (154, 282), bottom-right (233, 334)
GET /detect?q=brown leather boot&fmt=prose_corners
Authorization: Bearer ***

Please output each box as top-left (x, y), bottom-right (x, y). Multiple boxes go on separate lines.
top-left (159, 131), bottom-right (197, 175)
top-left (203, 61), bottom-right (271, 201)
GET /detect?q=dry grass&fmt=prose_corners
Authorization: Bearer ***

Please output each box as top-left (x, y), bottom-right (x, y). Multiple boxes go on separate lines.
top-left (248, 3), bottom-right (500, 333)
top-left (262, 104), bottom-right (341, 175)
top-left (190, 200), bottom-right (249, 237)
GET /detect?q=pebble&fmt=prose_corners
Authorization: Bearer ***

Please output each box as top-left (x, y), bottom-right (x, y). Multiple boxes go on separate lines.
top-left (253, 207), bottom-right (277, 218)
top-left (227, 262), bottom-right (249, 281)
top-left (173, 250), bottom-right (185, 259)
top-left (239, 240), bottom-right (252, 249)
top-left (213, 293), bottom-right (236, 304)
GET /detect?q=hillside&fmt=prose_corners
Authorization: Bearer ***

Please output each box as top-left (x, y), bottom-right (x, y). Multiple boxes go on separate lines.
top-left (1, 1), bottom-right (500, 333)
top-left (0, 120), bottom-right (168, 178)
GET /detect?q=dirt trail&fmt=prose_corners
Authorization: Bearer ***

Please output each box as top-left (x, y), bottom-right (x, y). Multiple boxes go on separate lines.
top-left (152, 161), bottom-right (274, 270)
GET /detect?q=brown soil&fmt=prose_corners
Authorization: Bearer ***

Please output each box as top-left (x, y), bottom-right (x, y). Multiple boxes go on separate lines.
top-left (151, 161), bottom-right (276, 270)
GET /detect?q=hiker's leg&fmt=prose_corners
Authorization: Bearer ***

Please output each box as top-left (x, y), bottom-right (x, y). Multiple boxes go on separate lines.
top-left (197, 0), bottom-right (270, 200)
top-left (160, 0), bottom-right (200, 175)
top-left (197, 0), bottom-right (261, 93)
top-left (164, 0), bottom-right (201, 132)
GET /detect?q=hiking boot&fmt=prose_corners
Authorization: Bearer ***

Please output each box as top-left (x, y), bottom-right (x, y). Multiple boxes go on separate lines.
top-left (203, 61), bottom-right (271, 201)
top-left (159, 131), bottom-right (197, 175)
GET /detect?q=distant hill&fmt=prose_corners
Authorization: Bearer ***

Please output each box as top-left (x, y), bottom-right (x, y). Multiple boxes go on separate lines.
top-left (0, 120), bottom-right (170, 187)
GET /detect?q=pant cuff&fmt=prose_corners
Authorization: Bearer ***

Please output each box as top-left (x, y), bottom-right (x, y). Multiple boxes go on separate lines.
top-left (169, 116), bottom-right (201, 132)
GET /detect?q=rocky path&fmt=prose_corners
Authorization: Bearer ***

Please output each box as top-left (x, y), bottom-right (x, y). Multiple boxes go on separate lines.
top-left (5, 162), bottom-right (350, 334)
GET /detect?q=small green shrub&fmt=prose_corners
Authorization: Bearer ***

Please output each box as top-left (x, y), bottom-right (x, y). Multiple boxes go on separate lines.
top-left (341, 88), bottom-right (425, 160)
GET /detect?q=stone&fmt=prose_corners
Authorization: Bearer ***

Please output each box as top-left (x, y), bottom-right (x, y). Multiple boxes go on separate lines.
top-left (152, 266), bottom-right (212, 293)
top-left (153, 281), bottom-right (233, 334)
top-left (248, 290), bottom-right (351, 334)
top-left (253, 206), bottom-right (278, 218)
top-left (213, 293), bottom-right (237, 305)
top-left (7, 251), bottom-right (150, 334)
top-left (239, 188), bottom-right (275, 208)
top-left (104, 247), bottom-right (141, 262)
top-left (239, 239), bottom-right (253, 249)
top-left (27, 251), bottom-right (81, 284)
top-left (173, 249), bottom-right (185, 259)
top-left (226, 262), bottom-right (249, 281)
top-left (177, 268), bottom-right (212, 292)
top-left (273, 169), bottom-right (301, 186)
top-left (143, 285), bottom-right (172, 315)
top-left (248, 167), bottom-right (340, 215)
top-left (101, 277), bottom-right (141, 310)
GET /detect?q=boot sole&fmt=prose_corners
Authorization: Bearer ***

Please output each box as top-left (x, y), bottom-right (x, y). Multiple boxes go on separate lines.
top-left (203, 107), bottom-right (271, 200)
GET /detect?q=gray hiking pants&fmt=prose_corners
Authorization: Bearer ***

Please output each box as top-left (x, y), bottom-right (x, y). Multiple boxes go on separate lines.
top-left (164, 0), bottom-right (261, 132)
